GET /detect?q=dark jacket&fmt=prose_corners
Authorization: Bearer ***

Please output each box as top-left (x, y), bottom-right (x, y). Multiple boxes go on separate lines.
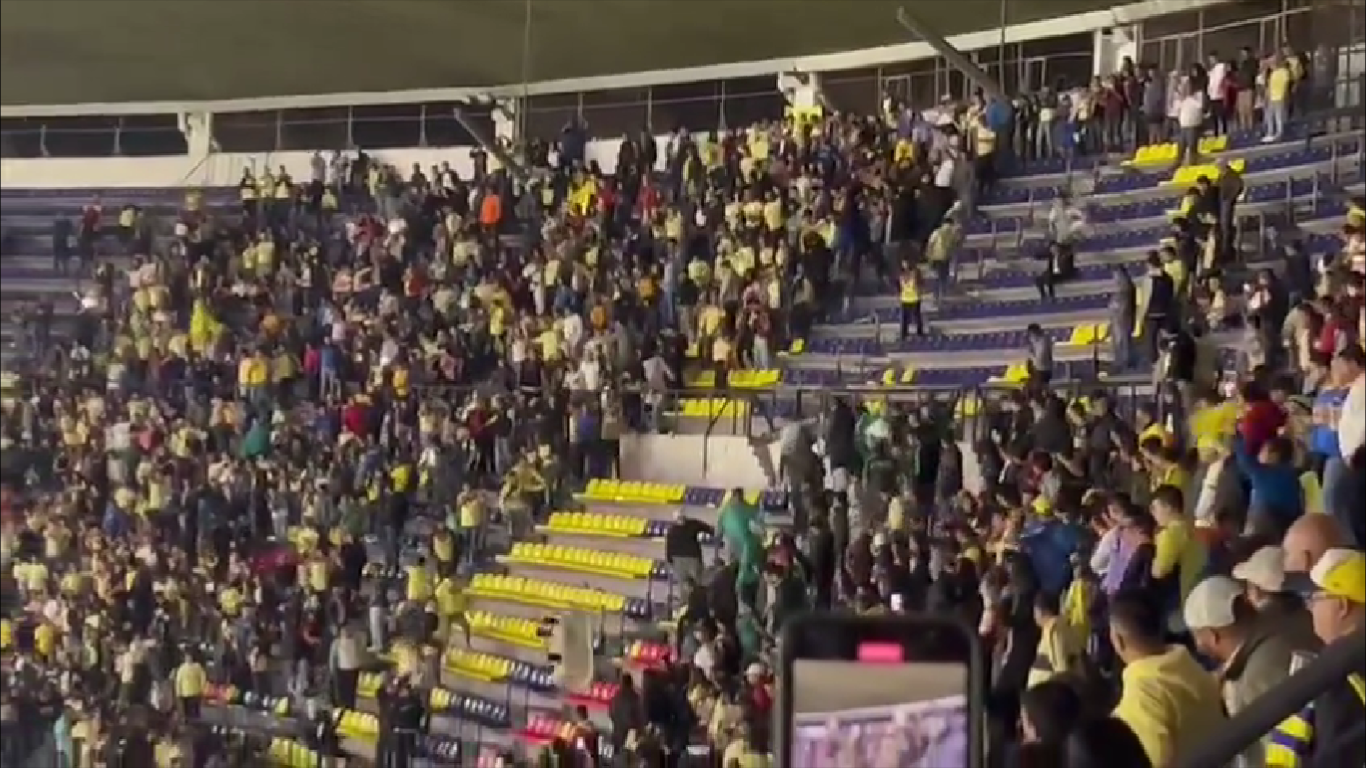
top-left (664, 519), bottom-right (712, 561)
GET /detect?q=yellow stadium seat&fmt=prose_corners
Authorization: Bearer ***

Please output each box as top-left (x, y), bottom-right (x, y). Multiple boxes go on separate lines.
top-left (782, 338), bottom-right (805, 356)
top-left (468, 574), bottom-right (627, 614)
top-left (544, 512), bottom-right (651, 538)
top-left (1125, 135), bottom-right (1228, 167)
top-left (445, 648), bottom-right (513, 682)
top-left (358, 672), bottom-right (383, 698)
top-left (337, 708), bottom-right (379, 740)
top-left (1066, 323), bottom-right (1111, 346)
top-left (986, 363), bottom-right (1030, 386)
top-left (1167, 158), bottom-right (1244, 186)
top-left (468, 610), bottom-right (545, 648)
top-left (677, 397), bottom-right (748, 419)
top-left (869, 367), bottom-right (913, 387)
top-left (687, 369), bottom-right (779, 389)
top-left (572, 480), bottom-right (684, 506)
top-left (430, 687), bottom-right (454, 710)
top-left (501, 542), bottom-right (653, 579)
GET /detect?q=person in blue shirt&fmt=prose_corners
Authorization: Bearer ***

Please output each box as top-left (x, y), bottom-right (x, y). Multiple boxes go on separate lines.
top-left (1233, 434), bottom-right (1303, 541)
top-left (1311, 356), bottom-right (1354, 529)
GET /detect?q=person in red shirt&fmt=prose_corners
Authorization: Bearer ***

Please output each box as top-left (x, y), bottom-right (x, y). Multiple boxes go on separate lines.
top-left (1239, 381), bottom-right (1286, 457)
top-left (744, 662), bottom-right (774, 717)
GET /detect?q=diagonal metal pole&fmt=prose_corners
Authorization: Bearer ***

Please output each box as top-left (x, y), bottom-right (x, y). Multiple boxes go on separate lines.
top-left (453, 105), bottom-right (530, 183)
top-left (896, 6), bottom-right (1005, 101)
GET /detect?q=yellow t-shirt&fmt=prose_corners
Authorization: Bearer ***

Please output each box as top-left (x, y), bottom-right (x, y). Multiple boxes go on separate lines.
top-left (900, 275), bottom-right (920, 304)
top-left (406, 564), bottom-right (432, 603)
top-left (699, 305), bottom-right (725, 337)
top-left (459, 498), bottom-right (484, 529)
top-left (436, 578), bottom-right (468, 617)
top-left (1152, 518), bottom-right (1207, 603)
top-left (35, 623), bottom-right (57, 657)
top-left (174, 661), bottom-right (207, 698)
top-left (1268, 66), bottom-right (1291, 102)
top-left (308, 559), bottom-right (329, 593)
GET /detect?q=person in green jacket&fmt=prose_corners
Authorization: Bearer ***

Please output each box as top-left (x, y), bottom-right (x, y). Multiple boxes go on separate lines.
top-left (718, 488), bottom-right (765, 606)
top-left (241, 417), bottom-right (271, 459)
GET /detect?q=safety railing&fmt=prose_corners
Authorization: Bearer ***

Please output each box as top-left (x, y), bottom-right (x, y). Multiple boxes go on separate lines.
top-left (680, 379), bottom-right (1156, 447)
top-left (1175, 627), bottom-right (1366, 768)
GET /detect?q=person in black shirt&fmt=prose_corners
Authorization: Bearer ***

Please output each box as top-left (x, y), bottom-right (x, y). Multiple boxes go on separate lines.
top-left (665, 509), bottom-right (714, 596)
top-left (1141, 253), bottom-right (1175, 365)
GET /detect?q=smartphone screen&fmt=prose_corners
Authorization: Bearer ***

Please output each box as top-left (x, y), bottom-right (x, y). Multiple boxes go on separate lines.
top-left (779, 614), bottom-right (982, 768)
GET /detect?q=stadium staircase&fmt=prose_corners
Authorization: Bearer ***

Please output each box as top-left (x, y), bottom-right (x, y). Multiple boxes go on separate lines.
top-left (1, 114), bottom-right (1362, 766)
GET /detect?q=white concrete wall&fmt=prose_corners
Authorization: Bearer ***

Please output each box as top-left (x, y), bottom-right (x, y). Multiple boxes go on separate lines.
top-left (622, 433), bottom-right (986, 496)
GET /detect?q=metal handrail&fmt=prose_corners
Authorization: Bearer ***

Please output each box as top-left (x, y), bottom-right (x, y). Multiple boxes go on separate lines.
top-left (1174, 628), bottom-right (1366, 768)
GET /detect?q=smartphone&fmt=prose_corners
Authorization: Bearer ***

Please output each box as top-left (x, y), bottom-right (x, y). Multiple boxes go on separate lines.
top-left (778, 613), bottom-right (984, 768)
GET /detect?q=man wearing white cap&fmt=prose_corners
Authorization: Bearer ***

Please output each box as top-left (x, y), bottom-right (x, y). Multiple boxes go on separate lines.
top-left (1232, 545), bottom-right (1319, 652)
top-left (1184, 575), bottom-right (1298, 767)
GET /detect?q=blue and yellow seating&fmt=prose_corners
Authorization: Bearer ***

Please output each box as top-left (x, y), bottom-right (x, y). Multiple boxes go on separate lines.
top-left (1167, 157), bottom-right (1245, 186)
top-left (576, 479), bottom-right (686, 505)
top-left (468, 573), bottom-right (650, 619)
top-left (1124, 135), bottom-right (1228, 167)
top-left (871, 366), bottom-right (917, 387)
top-left (499, 542), bottom-right (666, 580)
top-left (985, 362), bottom-right (1032, 386)
top-left (686, 369), bottom-right (781, 389)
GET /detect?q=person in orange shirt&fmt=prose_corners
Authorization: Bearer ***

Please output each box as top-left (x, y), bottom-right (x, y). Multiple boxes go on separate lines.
top-left (479, 192), bottom-right (502, 232)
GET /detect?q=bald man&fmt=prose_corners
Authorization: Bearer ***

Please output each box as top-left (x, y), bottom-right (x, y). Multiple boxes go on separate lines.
top-left (1282, 515), bottom-right (1351, 574)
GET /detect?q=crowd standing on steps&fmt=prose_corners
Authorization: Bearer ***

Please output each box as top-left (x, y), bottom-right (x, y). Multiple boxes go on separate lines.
top-left (3, 31), bottom-right (1363, 768)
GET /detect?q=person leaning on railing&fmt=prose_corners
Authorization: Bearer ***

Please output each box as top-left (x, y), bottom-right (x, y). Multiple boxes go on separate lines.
top-left (1266, 548), bottom-right (1366, 767)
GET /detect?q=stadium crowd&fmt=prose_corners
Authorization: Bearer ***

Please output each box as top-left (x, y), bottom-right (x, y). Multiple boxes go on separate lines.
top-left (2, 31), bottom-right (1364, 768)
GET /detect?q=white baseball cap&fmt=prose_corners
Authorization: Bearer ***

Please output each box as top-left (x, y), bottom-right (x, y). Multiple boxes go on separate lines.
top-left (1232, 545), bottom-right (1286, 592)
top-left (1183, 575), bottom-right (1244, 630)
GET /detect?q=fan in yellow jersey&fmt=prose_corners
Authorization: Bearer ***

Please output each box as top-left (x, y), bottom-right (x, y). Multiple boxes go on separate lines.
top-left (435, 574), bottom-right (472, 648)
top-left (173, 651), bottom-right (207, 720)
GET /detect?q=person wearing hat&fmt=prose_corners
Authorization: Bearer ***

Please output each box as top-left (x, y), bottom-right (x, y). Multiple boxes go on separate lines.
top-left (1265, 549), bottom-right (1366, 768)
top-left (1232, 545), bottom-right (1319, 652)
top-left (1183, 575), bottom-right (1298, 767)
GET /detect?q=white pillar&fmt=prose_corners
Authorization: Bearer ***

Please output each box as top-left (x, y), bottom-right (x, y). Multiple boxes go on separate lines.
top-left (1093, 26), bottom-right (1138, 77)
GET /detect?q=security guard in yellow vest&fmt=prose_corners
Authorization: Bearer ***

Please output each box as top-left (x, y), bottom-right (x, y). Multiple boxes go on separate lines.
top-left (1268, 549), bottom-right (1366, 767)
top-left (899, 265), bottom-right (924, 340)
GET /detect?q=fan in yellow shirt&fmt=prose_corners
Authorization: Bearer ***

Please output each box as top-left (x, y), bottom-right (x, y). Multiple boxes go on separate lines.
top-left (174, 655), bottom-right (208, 719)
top-left (406, 557), bottom-right (433, 603)
top-left (435, 576), bottom-right (472, 647)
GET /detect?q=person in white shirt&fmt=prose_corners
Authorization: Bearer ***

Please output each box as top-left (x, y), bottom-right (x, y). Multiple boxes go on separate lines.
top-left (1333, 345), bottom-right (1365, 544)
top-left (1175, 82), bottom-right (1206, 167)
top-left (1206, 54), bottom-right (1229, 134)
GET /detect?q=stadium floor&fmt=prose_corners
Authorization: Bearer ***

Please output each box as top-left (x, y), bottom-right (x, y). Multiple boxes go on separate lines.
top-left (0, 0), bottom-right (1115, 105)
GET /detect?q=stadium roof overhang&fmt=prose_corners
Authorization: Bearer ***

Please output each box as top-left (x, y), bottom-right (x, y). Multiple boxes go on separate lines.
top-left (0, 0), bottom-right (1121, 107)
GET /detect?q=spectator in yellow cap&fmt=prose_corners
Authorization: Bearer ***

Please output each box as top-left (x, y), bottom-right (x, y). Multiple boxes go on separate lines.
top-left (1283, 547), bottom-right (1365, 645)
top-left (1266, 548), bottom-right (1366, 767)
